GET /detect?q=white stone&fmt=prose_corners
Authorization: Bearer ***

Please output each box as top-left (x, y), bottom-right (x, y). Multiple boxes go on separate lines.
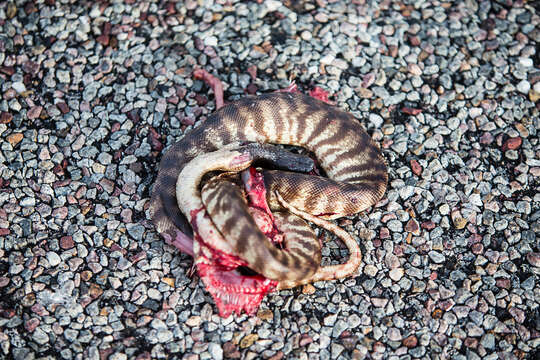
top-left (12, 82), bottom-right (26, 93)
top-left (47, 252), bottom-right (62, 267)
top-left (204, 36), bottom-right (218, 47)
top-left (516, 80), bottom-right (530, 94)
top-left (519, 57), bottom-right (533, 67)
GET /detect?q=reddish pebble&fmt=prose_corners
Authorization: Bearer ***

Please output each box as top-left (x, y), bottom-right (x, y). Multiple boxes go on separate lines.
top-left (27, 106), bottom-right (42, 119)
top-left (246, 83), bottom-right (258, 94)
top-left (379, 227), bottom-right (390, 239)
top-left (464, 337), bottom-right (478, 348)
top-left (502, 137), bottom-right (522, 151)
top-left (25, 2), bottom-right (38, 14)
top-left (165, 1), bottom-right (176, 14)
top-left (97, 34), bottom-right (109, 46)
top-left (439, 300), bottom-right (454, 311)
top-left (130, 251), bottom-right (146, 264)
top-left (340, 333), bottom-right (359, 350)
top-left (471, 243), bottom-right (483, 254)
top-left (0, 66), bottom-right (15, 76)
top-left (52, 207), bottom-right (68, 219)
top-left (408, 35), bottom-right (421, 46)
top-left (193, 94), bottom-right (208, 106)
top-left (526, 253), bottom-right (540, 267)
top-left (102, 22), bottom-right (111, 36)
top-left (405, 218), bottom-right (420, 235)
top-left (299, 334), bottom-right (313, 347)
top-left (403, 335), bottom-right (418, 348)
top-left (480, 132), bottom-right (494, 144)
top-left (0, 228), bottom-right (9, 236)
top-left (362, 73), bottom-right (376, 88)
top-left (60, 235), bottom-right (74, 249)
top-left (175, 86), bottom-right (187, 99)
top-left (223, 341), bottom-right (241, 359)
top-left (402, 107), bottom-right (422, 115)
top-left (31, 303), bottom-right (49, 316)
top-left (410, 159), bottom-right (422, 176)
top-left (496, 278), bottom-right (511, 289)
top-left (421, 221), bottom-right (436, 230)
top-left (268, 352), bottom-right (284, 360)
top-left (180, 116), bottom-right (195, 126)
top-left (276, 82), bottom-right (299, 93)
top-left (247, 65), bottom-right (257, 80)
top-left (0, 112), bottom-right (12, 124)
top-left (1, 308), bottom-right (15, 318)
top-left (25, 318), bottom-right (40, 332)
top-left (57, 102), bottom-right (69, 114)
top-left (167, 96), bottom-right (179, 104)
top-left (148, 127), bottom-right (163, 151)
top-left (193, 37), bottom-right (204, 51)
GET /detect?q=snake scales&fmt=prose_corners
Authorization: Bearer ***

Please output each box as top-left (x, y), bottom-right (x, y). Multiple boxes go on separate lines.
top-left (149, 92), bottom-right (387, 315)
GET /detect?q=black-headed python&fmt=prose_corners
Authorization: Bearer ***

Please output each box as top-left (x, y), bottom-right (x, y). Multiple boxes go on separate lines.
top-left (149, 92), bottom-right (387, 316)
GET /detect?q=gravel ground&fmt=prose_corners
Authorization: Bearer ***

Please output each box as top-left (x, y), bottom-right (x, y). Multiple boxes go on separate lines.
top-left (1, 0), bottom-right (539, 359)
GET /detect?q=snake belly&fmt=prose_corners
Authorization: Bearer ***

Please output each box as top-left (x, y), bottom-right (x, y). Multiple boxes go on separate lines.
top-left (150, 92), bottom-right (388, 281)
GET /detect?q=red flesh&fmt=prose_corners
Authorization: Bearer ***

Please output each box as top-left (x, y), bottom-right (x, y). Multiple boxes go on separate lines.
top-left (308, 86), bottom-right (333, 104)
top-left (242, 167), bottom-right (284, 246)
top-left (191, 169), bottom-right (281, 316)
top-left (275, 82), bottom-right (299, 93)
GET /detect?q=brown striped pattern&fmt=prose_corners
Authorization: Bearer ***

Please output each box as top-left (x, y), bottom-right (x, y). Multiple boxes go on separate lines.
top-left (201, 178), bottom-right (321, 281)
top-left (150, 92), bottom-right (387, 283)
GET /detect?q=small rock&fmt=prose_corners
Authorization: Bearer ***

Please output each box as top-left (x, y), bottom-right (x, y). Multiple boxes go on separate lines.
top-left (402, 335), bottom-right (417, 348)
top-left (404, 219), bottom-right (420, 235)
top-left (509, 307), bottom-right (525, 323)
top-left (387, 328), bottom-right (402, 341)
top-left (12, 82), bottom-right (26, 93)
top-left (27, 106), bottom-right (42, 119)
top-left (410, 159), bottom-right (422, 176)
top-left (208, 343), bottom-right (223, 360)
top-left (389, 268), bottom-right (404, 281)
top-left (240, 334), bottom-right (258, 349)
top-left (46, 252), bottom-right (61, 267)
top-left (502, 137), bottom-right (522, 151)
top-left (0, 112), bottom-right (13, 124)
top-left (516, 80), bottom-right (530, 94)
top-left (526, 253), bottom-right (540, 267)
top-left (480, 333), bottom-right (495, 349)
top-left (32, 328), bottom-right (49, 345)
top-left (222, 342), bottom-right (241, 358)
top-left (453, 216), bottom-right (467, 229)
top-left (7, 133), bottom-right (23, 146)
top-left (428, 251), bottom-right (445, 264)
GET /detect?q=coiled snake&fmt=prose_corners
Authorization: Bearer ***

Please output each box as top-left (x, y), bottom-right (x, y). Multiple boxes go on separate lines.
top-left (149, 92), bottom-right (387, 316)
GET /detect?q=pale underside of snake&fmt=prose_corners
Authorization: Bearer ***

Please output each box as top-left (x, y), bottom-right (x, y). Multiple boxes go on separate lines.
top-left (149, 92), bottom-right (388, 316)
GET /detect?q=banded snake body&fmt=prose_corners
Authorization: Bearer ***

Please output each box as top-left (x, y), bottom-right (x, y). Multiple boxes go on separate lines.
top-left (150, 92), bottom-right (388, 316)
